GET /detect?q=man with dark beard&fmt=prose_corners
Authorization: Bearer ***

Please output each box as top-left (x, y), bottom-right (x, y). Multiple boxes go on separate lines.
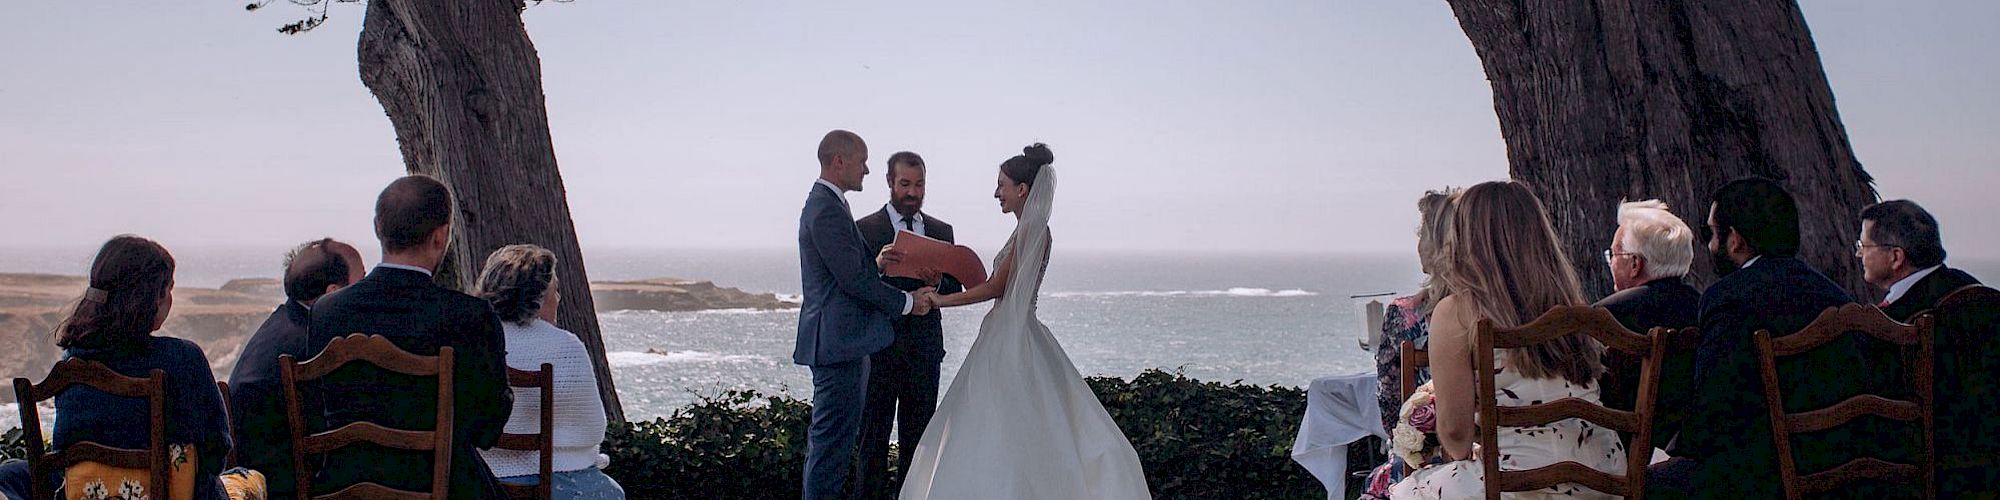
top-left (1648, 177), bottom-right (1878, 498)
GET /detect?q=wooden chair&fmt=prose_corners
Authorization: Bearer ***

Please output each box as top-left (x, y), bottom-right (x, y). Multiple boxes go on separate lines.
top-left (1474, 305), bottom-right (1663, 500)
top-left (1399, 340), bottom-right (1429, 403)
top-left (1396, 340), bottom-right (1429, 476)
top-left (11, 360), bottom-right (168, 500)
top-left (281, 334), bottom-right (455, 500)
top-left (1933, 285), bottom-right (2000, 494)
top-left (1752, 303), bottom-right (1933, 500)
top-left (217, 380), bottom-right (239, 469)
top-left (494, 364), bottom-right (555, 500)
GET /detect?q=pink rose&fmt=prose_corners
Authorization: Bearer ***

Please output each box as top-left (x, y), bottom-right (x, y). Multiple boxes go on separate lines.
top-left (1408, 401), bottom-right (1437, 434)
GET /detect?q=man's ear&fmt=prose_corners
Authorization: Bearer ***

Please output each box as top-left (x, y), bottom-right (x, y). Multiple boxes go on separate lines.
top-left (430, 224), bottom-right (452, 251)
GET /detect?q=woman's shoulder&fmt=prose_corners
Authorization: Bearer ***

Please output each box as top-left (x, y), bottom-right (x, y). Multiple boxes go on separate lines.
top-left (146, 336), bottom-right (212, 363)
top-left (505, 320), bottom-right (590, 354)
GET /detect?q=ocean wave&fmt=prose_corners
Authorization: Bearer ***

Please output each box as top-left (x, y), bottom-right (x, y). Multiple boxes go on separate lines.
top-left (1045, 288), bottom-right (1318, 299)
top-left (775, 294), bottom-right (804, 304)
top-left (608, 350), bottom-right (772, 367)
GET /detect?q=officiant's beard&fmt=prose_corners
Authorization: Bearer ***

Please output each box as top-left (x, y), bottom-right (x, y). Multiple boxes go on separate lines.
top-left (893, 195), bottom-right (923, 216)
top-left (1711, 242), bottom-right (1741, 277)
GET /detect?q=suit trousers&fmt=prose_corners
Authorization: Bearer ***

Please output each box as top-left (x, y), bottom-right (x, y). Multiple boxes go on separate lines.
top-left (806, 356), bottom-right (871, 500)
top-left (855, 347), bottom-right (942, 499)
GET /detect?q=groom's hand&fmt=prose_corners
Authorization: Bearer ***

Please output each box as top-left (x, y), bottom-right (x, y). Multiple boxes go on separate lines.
top-left (909, 287), bottom-right (938, 316)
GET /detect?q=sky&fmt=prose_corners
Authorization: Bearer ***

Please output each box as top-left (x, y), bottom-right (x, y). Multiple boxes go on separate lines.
top-left (1, 1), bottom-right (1995, 259)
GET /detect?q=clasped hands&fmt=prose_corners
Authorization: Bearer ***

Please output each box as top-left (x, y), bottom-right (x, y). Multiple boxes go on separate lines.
top-left (910, 286), bottom-right (940, 316)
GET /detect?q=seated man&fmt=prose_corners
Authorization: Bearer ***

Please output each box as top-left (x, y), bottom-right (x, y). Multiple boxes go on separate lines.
top-left (1857, 199), bottom-right (1982, 322)
top-left (1651, 178), bottom-right (1876, 498)
top-left (305, 175), bottom-right (512, 499)
top-left (1592, 200), bottom-right (1699, 439)
top-left (226, 238), bottom-right (365, 500)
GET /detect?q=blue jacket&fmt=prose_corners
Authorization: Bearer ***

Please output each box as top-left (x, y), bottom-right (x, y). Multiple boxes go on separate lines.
top-left (56, 336), bottom-right (232, 500)
top-left (795, 182), bottom-right (907, 366)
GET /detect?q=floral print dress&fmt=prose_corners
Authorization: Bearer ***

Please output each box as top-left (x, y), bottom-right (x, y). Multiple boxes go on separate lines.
top-left (1388, 358), bottom-right (1627, 499)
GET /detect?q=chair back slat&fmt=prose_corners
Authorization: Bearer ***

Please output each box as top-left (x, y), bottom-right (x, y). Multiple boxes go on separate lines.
top-left (10, 360), bottom-right (169, 500)
top-left (496, 363), bottom-right (555, 500)
top-left (1475, 306), bottom-right (1658, 500)
top-left (1783, 395), bottom-right (1920, 434)
top-left (281, 334), bottom-right (455, 500)
top-left (1752, 303), bottom-right (1933, 500)
top-left (1494, 397), bottom-right (1639, 433)
top-left (1490, 461), bottom-right (1627, 496)
top-left (218, 380), bottom-right (239, 469)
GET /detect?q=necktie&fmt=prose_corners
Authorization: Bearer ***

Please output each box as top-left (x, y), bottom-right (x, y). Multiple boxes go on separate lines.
top-left (901, 215), bottom-right (915, 232)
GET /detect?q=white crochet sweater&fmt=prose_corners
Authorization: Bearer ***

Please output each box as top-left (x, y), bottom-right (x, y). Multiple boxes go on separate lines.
top-left (480, 319), bottom-right (612, 478)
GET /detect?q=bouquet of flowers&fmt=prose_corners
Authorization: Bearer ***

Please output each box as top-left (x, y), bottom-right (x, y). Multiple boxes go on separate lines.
top-left (1392, 381), bottom-right (1442, 469)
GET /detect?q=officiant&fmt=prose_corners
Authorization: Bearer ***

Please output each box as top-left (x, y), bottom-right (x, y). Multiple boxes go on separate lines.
top-left (855, 151), bottom-right (963, 497)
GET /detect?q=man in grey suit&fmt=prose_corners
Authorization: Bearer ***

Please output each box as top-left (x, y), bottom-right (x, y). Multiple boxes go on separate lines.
top-left (796, 130), bottom-right (936, 499)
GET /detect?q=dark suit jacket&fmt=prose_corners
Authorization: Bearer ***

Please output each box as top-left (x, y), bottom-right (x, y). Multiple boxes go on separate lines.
top-left (305, 267), bottom-right (512, 500)
top-left (857, 206), bottom-right (963, 364)
top-left (1882, 266), bottom-right (1982, 323)
top-left (1592, 277), bottom-right (1699, 439)
top-left (795, 183), bottom-right (908, 366)
top-left (226, 300), bottom-right (314, 498)
top-left (1677, 256), bottom-right (1876, 497)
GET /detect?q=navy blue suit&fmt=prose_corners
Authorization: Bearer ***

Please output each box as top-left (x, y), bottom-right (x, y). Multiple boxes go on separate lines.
top-left (796, 181), bottom-right (910, 499)
top-left (227, 299), bottom-right (316, 498)
top-left (1665, 256), bottom-right (1882, 498)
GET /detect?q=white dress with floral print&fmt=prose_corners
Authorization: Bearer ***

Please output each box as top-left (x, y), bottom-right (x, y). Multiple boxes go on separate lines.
top-left (1390, 359), bottom-right (1627, 499)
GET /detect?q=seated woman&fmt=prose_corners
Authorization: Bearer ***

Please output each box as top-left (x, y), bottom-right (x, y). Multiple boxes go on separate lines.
top-left (1360, 189), bottom-right (1458, 497)
top-left (0, 235), bottom-right (253, 500)
top-left (1391, 182), bottom-right (1626, 499)
top-left (473, 244), bottom-right (625, 499)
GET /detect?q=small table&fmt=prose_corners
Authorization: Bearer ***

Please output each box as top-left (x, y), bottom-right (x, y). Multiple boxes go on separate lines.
top-left (1292, 373), bottom-right (1388, 500)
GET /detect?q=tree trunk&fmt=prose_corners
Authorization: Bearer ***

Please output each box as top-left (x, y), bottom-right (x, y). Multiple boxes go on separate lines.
top-left (1444, 0), bottom-right (1877, 299)
top-left (356, 0), bottom-right (625, 421)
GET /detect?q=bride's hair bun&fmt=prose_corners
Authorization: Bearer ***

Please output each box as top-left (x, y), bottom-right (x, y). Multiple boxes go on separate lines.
top-left (1002, 142), bottom-right (1054, 186)
top-left (1022, 143), bottom-right (1054, 167)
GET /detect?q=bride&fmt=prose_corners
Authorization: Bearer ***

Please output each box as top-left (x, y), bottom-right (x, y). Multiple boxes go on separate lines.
top-left (897, 143), bottom-right (1151, 499)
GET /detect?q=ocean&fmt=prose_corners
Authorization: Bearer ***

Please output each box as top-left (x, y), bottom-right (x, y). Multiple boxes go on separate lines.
top-left (1, 246), bottom-right (1419, 424)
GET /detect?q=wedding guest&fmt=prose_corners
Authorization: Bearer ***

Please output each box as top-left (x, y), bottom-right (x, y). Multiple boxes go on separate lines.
top-left (226, 238), bottom-right (365, 500)
top-left (471, 244), bottom-right (624, 499)
top-left (1373, 188), bottom-right (1457, 435)
top-left (1650, 177), bottom-right (1875, 498)
top-left (1391, 181), bottom-right (1625, 499)
top-left (855, 151), bottom-right (963, 498)
top-left (1857, 199), bottom-right (1982, 322)
top-left (1591, 200), bottom-right (1699, 439)
top-left (306, 175), bottom-right (513, 499)
top-left (8, 236), bottom-right (236, 499)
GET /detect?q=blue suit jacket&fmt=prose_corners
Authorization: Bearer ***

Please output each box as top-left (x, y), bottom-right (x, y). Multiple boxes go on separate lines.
top-left (795, 182), bottom-right (907, 366)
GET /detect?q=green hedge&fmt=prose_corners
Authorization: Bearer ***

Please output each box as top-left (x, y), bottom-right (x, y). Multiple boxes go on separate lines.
top-left (600, 369), bottom-right (1327, 499)
top-left (4, 370), bottom-right (1333, 499)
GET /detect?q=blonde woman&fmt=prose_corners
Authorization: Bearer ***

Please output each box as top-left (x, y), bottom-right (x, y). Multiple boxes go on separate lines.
top-left (473, 244), bottom-right (624, 499)
top-left (1391, 181), bottom-right (1626, 499)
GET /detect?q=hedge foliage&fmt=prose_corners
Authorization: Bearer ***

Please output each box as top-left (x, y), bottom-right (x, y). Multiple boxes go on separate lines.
top-left (600, 369), bottom-right (1327, 499)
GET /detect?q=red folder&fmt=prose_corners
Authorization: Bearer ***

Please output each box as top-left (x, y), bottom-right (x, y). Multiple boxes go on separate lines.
top-left (882, 230), bottom-right (988, 288)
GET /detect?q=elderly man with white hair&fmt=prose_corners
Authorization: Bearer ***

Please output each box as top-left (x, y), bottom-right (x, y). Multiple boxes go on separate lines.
top-left (1592, 199), bottom-right (1702, 440)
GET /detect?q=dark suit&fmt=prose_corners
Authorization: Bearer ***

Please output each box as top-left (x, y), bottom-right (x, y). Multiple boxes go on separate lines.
top-left (1593, 276), bottom-right (1699, 441)
top-left (854, 207), bottom-right (962, 497)
top-left (797, 183), bottom-right (911, 500)
top-left (305, 267), bottom-right (512, 500)
top-left (227, 299), bottom-right (315, 498)
top-left (1881, 266), bottom-right (1982, 323)
top-left (1662, 256), bottom-right (1881, 498)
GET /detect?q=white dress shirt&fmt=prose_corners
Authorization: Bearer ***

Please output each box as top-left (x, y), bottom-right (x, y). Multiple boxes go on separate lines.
top-left (816, 179), bottom-right (915, 315)
top-left (1882, 265), bottom-right (1943, 306)
top-left (886, 203), bottom-right (927, 235)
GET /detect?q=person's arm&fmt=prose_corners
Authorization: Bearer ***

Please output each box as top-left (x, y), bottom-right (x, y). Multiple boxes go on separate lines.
top-left (935, 244), bottom-right (1015, 308)
top-left (462, 307), bottom-right (514, 449)
top-left (808, 199), bottom-right (917, 315)
top-left (1428, 295), bottom-right (1479, 460)
top-left (1674, 299), bottom-right (1753, 460)
top-left (1375, 303), bottom-right (1409, 435)
top-left (171, 341), bottom-right (232, 478)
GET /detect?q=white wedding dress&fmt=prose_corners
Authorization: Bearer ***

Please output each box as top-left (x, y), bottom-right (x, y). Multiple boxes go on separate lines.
top-left (899, 167), bottom-right (1152, 500)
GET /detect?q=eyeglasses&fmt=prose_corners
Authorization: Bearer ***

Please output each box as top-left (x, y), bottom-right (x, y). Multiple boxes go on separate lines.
top-left (1854, 240), bottom-right (1900, 252)
top-left (1602, 249), bottom-right (1638, 264)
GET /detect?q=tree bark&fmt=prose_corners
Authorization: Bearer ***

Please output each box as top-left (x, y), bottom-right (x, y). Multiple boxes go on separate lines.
top-left (356, 0), bottom-right (625, 421)
top-left (1444, 0), bottom-right (1877, 299)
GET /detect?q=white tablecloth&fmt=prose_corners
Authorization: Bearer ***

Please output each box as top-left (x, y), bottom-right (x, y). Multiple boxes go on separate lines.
top-left (1292, 372), bottom-right (1388, 500)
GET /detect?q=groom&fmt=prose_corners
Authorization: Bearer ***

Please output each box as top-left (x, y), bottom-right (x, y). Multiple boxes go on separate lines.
top-left (797, 129), bottom-right (936, 500)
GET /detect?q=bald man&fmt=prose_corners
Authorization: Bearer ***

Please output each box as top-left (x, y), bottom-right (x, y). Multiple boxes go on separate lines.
top-left (227, 238), bottom-right (366, 499)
